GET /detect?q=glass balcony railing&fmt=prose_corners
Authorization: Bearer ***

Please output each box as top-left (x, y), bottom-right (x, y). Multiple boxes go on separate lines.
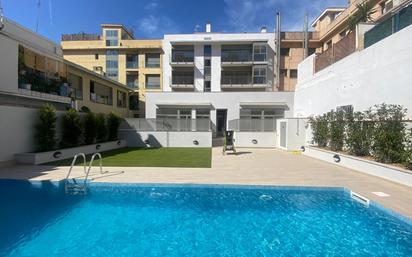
top-left (126, 61), bottom-right (138, 69)
top-left (171, 51), bottom-right (194, 63)
top-left (172, 75), bottom-right (194, 85)
top-left (221, 50), bottom-right (253, 62)
top-left (127, 81), bottom-right (139, 89)
top-left (221, 75), bottom-right (252, 85)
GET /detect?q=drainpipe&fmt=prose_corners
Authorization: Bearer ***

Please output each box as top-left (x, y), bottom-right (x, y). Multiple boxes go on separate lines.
top-left (275, 12), bottom-right (281, 90)
top-left (303, 12), bottom-right (309, 59)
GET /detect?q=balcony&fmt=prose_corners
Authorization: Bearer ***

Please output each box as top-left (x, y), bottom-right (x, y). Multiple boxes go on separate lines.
top-left (171, 75), bottom-right (194, 89)
top-left (61, 33), bottom-right (101, 41)
top-left (221, 50), bottom-right (253, 65)
top-left (280, 31), bottom-right (320, 41)
top-left (221, 74), bottom-right (267, 89)
top-left (170, 51), bottom-right (195, 66)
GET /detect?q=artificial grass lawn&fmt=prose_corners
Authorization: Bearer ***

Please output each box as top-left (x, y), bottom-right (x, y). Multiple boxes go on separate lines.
top-left (43, 147), bottom-right (212, 168)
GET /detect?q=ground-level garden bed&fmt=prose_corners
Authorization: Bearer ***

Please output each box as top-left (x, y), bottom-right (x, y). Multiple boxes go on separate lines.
top-left (43, 147), bottom-right (212, 168)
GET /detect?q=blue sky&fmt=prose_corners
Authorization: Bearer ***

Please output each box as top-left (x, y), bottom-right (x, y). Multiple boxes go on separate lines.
top-left (3, 0), bottom-right (347, 42)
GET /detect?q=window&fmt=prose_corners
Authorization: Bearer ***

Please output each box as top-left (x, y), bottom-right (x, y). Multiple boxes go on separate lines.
top-left (106, 50), bottom-right (118, 81)
top-left (145, 53), bottom-right (160, 68)
top-left (68, 73), bottom-right (83, 100)
top-left (196, 109), bottom-right (210, 119)
top-left (290, 69), bottom-right (298, 78)
top-left (239, 108), bottom-right (284, 131)
top-left (325, 40), bottom-right (332, 50)
top-left (204, 45), bottom-right (211, 56)
top-left (95, 53), bottom-right (99, 60)
top-left (90, 80), bottom-right (113, 105)
top-left (308, 48), bottom-right (316, 56)
top-left (105, 30), bottom-right (118, 46)
top-left (117, 90), bottom-right (127, 108)
top-left (204, 81), bottom-right (211, 92)
top-left (253, 66), bottom-right (266, 84)
top-left (280, 69), bottom-right (287, 77)
top-left (253, 44), bottom-right (267, 61)
top-left (129, 94), bottom-right (139, 111)
top-left (126, 54), bottom-right (138, 69)
top-left (280, 48), bottom-right (290, 56)
top-left (126, 73), bottom-right (138, 89)
top-left (145, 74), bottom-right (161, 89)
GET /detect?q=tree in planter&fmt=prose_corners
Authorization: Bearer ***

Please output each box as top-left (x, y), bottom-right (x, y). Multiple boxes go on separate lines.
top-left (34, 104), bottom-right (57, 152)
top-left (370, 103), bottom-right (407, 163)
top-left (310, 113), bottom-right (329, 147)
top-left (61, 109), bottom-right (82, 148)
top-left (83, 112), bottom-right (97, 145)
top-left (346, 110), bottom-right (373, 156)
top-left (107, 112), bottom-right (122, 141)
top-left (329, 109), bottom-right (346, 152)
top-left (95, 113), bottom-right (107, 143)
top-left (347, 1), bottom-right (377, 31)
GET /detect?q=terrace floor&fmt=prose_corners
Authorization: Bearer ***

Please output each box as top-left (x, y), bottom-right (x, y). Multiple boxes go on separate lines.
top-left (1, 147), bottom-right (412, 219)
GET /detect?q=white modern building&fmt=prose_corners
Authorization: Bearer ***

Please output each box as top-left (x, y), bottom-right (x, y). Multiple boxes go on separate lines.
top-left (145, 24), bottom-right (295, 137)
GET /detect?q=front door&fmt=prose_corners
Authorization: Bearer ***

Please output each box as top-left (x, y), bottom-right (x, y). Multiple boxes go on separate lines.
top-left (216, 109), bottom-right (227, 137)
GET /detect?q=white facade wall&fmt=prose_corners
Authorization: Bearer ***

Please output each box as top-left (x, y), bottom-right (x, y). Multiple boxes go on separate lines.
top-left (145, 92), bottom-right (295, 126)
top-left (294, 25), bottom-right (412, 118)
top-left (118, 131), bottom-right (212, 147)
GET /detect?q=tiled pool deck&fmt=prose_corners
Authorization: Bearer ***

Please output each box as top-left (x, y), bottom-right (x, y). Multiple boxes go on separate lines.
top-left (1, 147), bottom-right (412, 219)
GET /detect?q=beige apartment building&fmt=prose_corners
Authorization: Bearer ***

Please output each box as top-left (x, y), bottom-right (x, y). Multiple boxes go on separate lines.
top-left (61, 24), bottom-right (163, 117)
top-left (0, 18), bottom-right (131, 117)
top-left (279, 0), bottom-right (410, 90)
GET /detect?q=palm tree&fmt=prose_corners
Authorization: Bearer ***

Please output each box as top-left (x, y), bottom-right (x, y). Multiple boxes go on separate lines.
top-left (347, 1), bottom-right (377, 31)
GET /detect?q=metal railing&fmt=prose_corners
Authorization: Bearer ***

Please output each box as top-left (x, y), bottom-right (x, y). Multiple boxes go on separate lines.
top-left (229, 118), bottom-right (277, 132)
top-left (61, 33), bottom-right (101, 41)
top-left (121, 118), bottom-right (212, 132)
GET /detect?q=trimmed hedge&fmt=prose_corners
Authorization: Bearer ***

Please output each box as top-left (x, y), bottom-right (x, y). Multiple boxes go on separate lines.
top-left (310, 103), bottom-right (410, 167)
top-left (34, 105), bottom-right (122, 151)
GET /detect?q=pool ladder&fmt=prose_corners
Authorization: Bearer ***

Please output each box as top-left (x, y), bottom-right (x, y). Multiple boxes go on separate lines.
top-left (65, 152), bottom-right (103, 195)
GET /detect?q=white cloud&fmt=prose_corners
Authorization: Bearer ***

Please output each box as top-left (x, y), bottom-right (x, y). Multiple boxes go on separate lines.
top-left (145, 1), bottom-right (159, 11)
top-left (136, 15), bottom-right (179, 38)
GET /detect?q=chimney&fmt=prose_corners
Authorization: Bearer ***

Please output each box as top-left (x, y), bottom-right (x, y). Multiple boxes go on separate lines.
top-left (260, 26), bottom-right (267, 33)
top-left (206, 22), bottom-right (211, 33)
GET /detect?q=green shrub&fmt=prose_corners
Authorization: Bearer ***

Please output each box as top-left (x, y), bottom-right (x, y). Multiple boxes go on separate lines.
top-left (310, 113), bottom-right (329, 147)
top-left (329, 109), bottom-right (346, 151)
top-left (95, 113), bottom-right (107, 143)
top-left (370, 104), bottom-right (407, 163)
top-left (61, 109), bottom-right (82, 148)
top-left (107, 112), bottom-right (122, 141)
top-left (83, 112), bottom-right (97, 145)
top-left (403, 128), bottom-right (412, 170)
top-left (34, 104), bottom-right (57, 152)
top-left (346, 111), bottom-right (373, 156)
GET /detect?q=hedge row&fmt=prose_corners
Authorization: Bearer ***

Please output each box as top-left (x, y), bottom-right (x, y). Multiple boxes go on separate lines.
top-left (35, 104), bottom-right (122, 152)
top-left (310, 103), bottom-right (412, 169)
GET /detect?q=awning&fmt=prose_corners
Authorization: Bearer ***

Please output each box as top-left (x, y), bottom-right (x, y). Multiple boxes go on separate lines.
top-left (239, 102), bottom-right (289, 109)
top-left (156, 102), bottom-right (214, 109)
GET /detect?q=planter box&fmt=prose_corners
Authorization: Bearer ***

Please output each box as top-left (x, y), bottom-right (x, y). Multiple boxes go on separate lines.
top-left (15, 140), bottom-right (126, 165)
top-left (303, 146), bottom-right (412, 187)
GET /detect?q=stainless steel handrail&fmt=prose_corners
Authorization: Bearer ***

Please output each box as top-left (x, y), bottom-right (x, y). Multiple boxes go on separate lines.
top-left (65, 153), bottom-right (87, 181)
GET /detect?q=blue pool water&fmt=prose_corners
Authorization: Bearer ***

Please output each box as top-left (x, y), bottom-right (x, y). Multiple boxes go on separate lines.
top-left (0, 180), bottom-right (412, 256)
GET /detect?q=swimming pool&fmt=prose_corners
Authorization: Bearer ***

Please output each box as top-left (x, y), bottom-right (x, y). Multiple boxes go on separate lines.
top-left (0, 180), bottom-right (411, 256)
